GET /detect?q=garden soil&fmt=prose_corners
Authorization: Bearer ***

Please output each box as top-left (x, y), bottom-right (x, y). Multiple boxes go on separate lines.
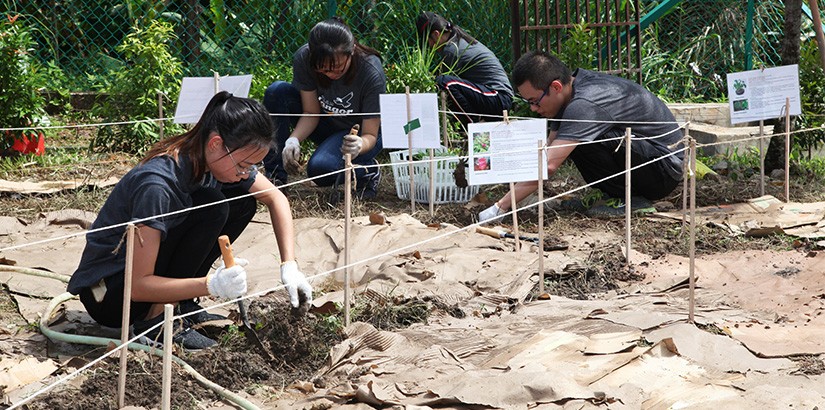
top-left (1, 171), bottom-right (825, 408)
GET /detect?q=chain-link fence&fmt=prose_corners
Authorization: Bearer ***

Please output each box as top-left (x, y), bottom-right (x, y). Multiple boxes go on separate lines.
top-left (641, 0), bottom-right (791, 101)
top-left (5, 1), bottom-right (511, 88)
top-left (4, 0), bottom-right (823, 102)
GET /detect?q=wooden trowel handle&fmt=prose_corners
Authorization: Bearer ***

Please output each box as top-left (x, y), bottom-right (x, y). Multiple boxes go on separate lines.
top-left (218, 235), bottom-right (235, 268)
top-left (476, 226), bottom-right (505, 239)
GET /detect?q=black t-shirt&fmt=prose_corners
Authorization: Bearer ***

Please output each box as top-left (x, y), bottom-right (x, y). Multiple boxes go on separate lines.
top-left (67, 155), bottom-right (256, 294)
top-left (291, 44), bottom-right (387, 131)
top-left (552, 69), bottom-right (684, 179)
top-left (437, 36), bottom-right (514, 98)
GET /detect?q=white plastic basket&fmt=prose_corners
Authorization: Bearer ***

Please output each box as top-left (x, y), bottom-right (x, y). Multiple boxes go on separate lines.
top-left (389, 149), bottom-right (480, 204)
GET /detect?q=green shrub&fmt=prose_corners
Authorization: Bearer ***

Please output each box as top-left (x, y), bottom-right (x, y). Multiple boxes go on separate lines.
top-left (91, 20), bottom-right (183, 153)
top-left (0, 14), bottom-right (49, 151)
top-left (249, 60), bottom-right (293, 101)
top-left (793, 38), bottom-right (825, 158)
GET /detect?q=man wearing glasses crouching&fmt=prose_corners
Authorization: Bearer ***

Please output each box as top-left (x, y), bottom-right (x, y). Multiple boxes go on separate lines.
top-left (479, 51), bottom-right (685, 221)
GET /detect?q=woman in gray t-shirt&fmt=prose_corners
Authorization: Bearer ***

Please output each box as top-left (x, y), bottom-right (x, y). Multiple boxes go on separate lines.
top-left (416, 12), bottom-right (514, 125)
top-left (262, 17), bottom-right (386, 200)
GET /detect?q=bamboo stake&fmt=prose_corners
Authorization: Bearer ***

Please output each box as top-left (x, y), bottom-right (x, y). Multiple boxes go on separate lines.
top-left (440, 91), bottom-right (449, 149)
top-left (406, 86), bottom-right (415, 213)
top-left (759, 120), bottom-right (765, 197)
top-left (688, 138), bottom-right (697, 324)
top-left (502, 111), bottom-right (519, 252)
top-left (509, 183), bottom-right (520, 252)
top-left (624, 128), bottom-right (632, 264)
top-left (784, 97), bottom-right (790, 203)
top-left (428, 148), bottom-right (435, 215)
top-left (117, 223), bottom-right (136, 408)
top-left (161, 303), bottom-right (174, 410)
top-left (344, 153), bottom-right (352, 327)
top-left (681, 129), bottom-right (689, 234)
top-left (537, 140), bottom-right (545, 294)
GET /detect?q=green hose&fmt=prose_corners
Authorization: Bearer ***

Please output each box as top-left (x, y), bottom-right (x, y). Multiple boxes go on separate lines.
top-left (1, 266), bottom-right (260, 410)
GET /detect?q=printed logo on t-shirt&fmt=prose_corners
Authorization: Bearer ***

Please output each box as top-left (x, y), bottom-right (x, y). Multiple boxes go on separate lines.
top-left (320, 92), bottom-right (355, 115)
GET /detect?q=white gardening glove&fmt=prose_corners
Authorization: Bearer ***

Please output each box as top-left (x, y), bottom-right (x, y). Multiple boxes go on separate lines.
top-left (206, 259), bottom-right (248, 300)
top-left (282, 136), bottom-right (301, 173)
top-left (341, 133), bottom-right (363, 159)
top-left (280, 261), bottom-right (313, 308)
top-left (478, 203), bottom-right (506, 224)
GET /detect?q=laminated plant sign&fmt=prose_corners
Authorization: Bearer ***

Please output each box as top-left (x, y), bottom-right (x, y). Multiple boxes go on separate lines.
top-left (379, 93), bottom-right (440, 148)
top-left (467, 119), bottom-right (547, 185)
top-left (174, 75), bottom-right (253, 124)
top-left (726, 65), bottom-right (801, 124)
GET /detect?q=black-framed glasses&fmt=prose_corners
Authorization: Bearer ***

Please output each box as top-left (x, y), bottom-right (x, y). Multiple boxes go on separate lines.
top-left (522, 86), bottom-right (550, 107)
top-left (315, 53), bottom-right (353, 76)
top-left (224, 145), bottom-right (262, 176)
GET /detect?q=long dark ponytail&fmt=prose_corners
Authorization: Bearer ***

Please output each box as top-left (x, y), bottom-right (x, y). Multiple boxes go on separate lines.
top-left (142, 91), bottom-right (274, 183)
top-left (415, 12), bottom-right (477, 46)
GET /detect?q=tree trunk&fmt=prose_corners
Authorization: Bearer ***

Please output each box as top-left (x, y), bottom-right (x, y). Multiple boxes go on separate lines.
top-left (765, 0), bottom-right (802, 171)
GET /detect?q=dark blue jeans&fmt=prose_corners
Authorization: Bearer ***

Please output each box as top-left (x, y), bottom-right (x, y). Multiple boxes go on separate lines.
top-left (262, 81), bottom-right (383, 187)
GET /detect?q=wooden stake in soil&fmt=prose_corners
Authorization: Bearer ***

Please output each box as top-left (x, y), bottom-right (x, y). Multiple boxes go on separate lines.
top-left (440, 92), bottom-right (449, 148)
top-left (681, 124), bottom-right (690, 234)
top-left (503, 111), bottom-right (520, 252)
top-left (688, 138), bottom-right (697, 324)
top-left (405, 86), bottom-right (415, 213)
top-left (759, 120), bottom-right (765, 197)
top-left (344, 153), bottom-right (352, 327)
top-left (784, 97), bottom-right (790, 203)
top-left (428, 148), bottom-right (435, 215)
top-left (118, 223), bottom-right (136, 409)
top-left (537, 140), bottom-right (545, 294)
top-left (161, 303), bottom-right (174, 410)
top-left (624, 128), bottom-right (632, 264)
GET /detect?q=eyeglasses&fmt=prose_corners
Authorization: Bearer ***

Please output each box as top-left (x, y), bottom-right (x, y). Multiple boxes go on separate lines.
top-left (224, 145), bottom-right (262, 176)
top-left (315, 54), bottom-right (352, 76)
top-left (522, 86), bottom-right (550, 107)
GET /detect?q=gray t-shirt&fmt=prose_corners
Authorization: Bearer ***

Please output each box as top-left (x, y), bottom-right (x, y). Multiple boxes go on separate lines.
top-left (438, 36), bottom-right (514, 98)
top-left (552, 69), bottom-right (683, 179)
top-left (67, 155), bottom-right (256, 294)
top-left (291, 44), bottom-right (387, 130)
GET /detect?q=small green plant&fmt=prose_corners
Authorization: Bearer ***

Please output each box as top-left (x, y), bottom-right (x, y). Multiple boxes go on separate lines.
top-left (217, 324), bottom-right (245, 348)
top-left (385, 40), bottom-right (440, 94)
top-left (91, 20), bottom-right (184, 153)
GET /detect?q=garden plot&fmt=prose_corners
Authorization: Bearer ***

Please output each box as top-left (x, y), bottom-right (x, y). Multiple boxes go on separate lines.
top-left (1, 204), bottom-right (824, 408)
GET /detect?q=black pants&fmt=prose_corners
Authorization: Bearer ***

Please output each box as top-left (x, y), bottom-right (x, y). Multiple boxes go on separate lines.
top-left (79, 186), bottom-right (256, 327)
top-left (568, 139), bottom-right (680, 201)
top-left (436, 74), bottom-right (512, 125)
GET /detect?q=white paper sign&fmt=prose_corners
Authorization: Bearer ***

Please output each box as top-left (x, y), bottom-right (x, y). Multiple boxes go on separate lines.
top-left (174, 75), bottom-right (253, 124)
top-left (726, 65), bottom-right (801, 124)
top-left (468, 119), bottom-right (548, 185)
top-left (379, 93), bottom-right (440, 148)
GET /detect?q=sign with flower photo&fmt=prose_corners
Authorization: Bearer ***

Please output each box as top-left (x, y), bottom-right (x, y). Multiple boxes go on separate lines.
top-left (467, 119), bottom-right (547, 185)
